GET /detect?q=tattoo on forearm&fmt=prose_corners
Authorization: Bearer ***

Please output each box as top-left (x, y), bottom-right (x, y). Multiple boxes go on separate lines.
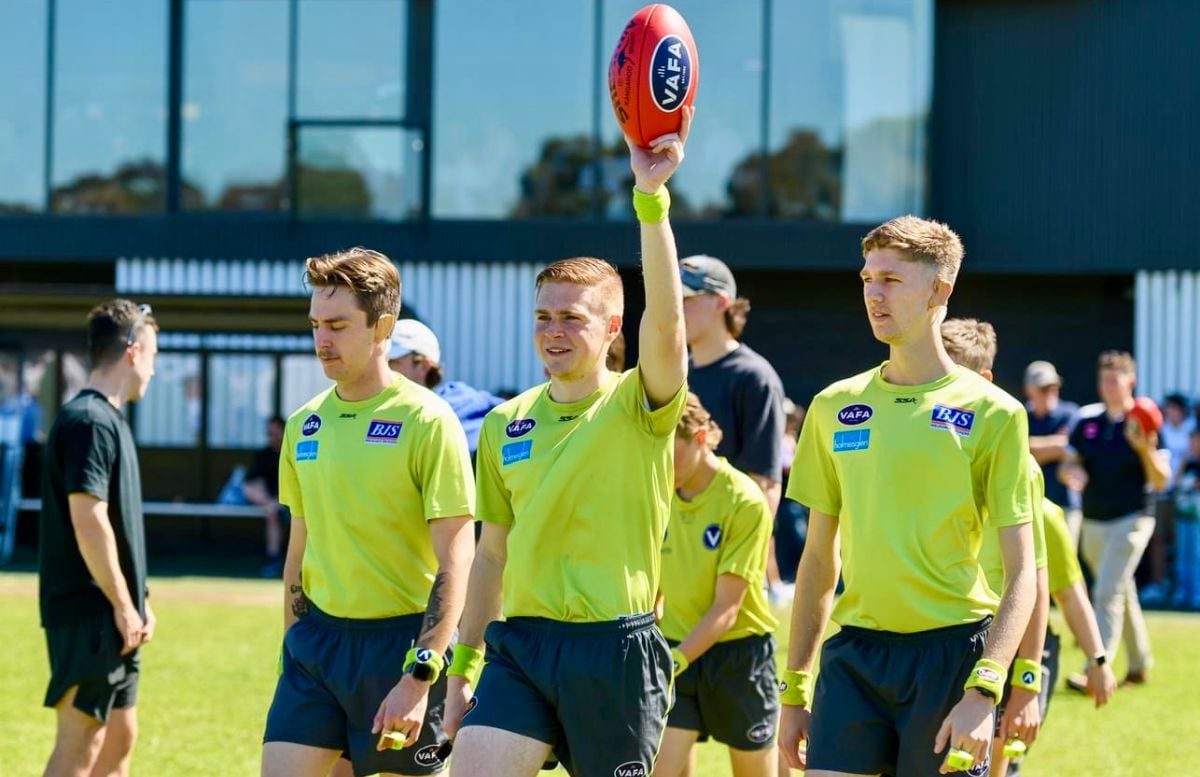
top-left (420, 572), bottom-right (447, 643)
top-left (290, 583), bottom-right (308, 618)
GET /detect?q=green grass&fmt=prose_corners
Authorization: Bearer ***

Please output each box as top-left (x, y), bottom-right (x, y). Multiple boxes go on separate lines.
top-left (2, 572), bottom-right (1198, 776)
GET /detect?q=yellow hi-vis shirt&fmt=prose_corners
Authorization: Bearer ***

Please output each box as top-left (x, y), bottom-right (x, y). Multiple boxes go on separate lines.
top-left (660, 458), bottom-right (778, 642)
top-left (476, 368), bottom-right (687, 622)
top-left (787, 363), bottom-right (1033, 633)
top-left (279, 378), bottom-right (474, 619)
top-left (1044, 499), bottom-right (1084, 595)
top-left (979, 454), bottom-right (1049, 598)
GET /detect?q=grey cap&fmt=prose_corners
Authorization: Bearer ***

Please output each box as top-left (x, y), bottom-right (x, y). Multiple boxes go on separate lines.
top-left (1024, 360), bottom-right (1062, 388)
top-left (680, 255), bottom-right (737, 299)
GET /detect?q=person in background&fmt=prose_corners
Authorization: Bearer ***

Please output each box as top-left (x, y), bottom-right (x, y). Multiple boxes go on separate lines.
top-left (243, 415), bottom-right (287, 578)
top-left (1171, 430), bottom-right (1200, 610)
top-left (774, 399), bottom-right (808, 584)
top-left (1141, 394), bottom-right (1196, 605)
top-left (1024, 360), bottom-right (1081, 539)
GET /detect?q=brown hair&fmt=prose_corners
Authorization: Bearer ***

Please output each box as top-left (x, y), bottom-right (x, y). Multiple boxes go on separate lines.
top-left (861, 215), bottom-right (965, 284)
top-left (424, 362), bottom-right (444, 389)
top-left (724, 297), bottom-right (751, 339)
top-left (677, 392), bottom-right (723, 449)
top-left (941, 318), bottom-right (997, 373)
top-left (606, 331), bottom-right (627, 372)
top-left (305, 247), bottom-right (400, 325)
top-left (1098, 350), bottom-right (1135, 375)
top-left (536, 257), bottom-right (624, 315)
top-left (87, 299), bottom-right (159, 369)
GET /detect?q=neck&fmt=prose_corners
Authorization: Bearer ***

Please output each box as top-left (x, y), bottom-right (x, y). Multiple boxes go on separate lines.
top-left (335, 358), bottom-right (395, 402)
top-left (548, 368), bottom-right (609, 403)
top-left (677, 452), bottom-right (720, 501)
top-left (84, 368), bottom-right (131, 410)
top-left (882, 324), bottom-right (956, 386)
top-left (689, 327), bottom-right (738, 367)
top-left (1105, 396), bottom-right (1134, 417)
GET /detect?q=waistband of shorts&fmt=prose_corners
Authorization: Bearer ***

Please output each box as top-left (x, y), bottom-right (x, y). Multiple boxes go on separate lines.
top-left (838, 616), bottom-right (992, 645)
top-left (305, 604), bottom-right (424, 632)
top-left (667, 632), bottom-right (774, 651)
top-left (504, 612), bottom-right (657, 635)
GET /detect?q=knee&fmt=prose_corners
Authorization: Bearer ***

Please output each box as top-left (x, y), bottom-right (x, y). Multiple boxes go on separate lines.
top-left (106, 716), bottom-right (139, 757)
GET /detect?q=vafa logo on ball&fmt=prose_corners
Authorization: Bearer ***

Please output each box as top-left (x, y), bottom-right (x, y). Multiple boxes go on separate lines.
top-left (649, 35), bottom-right (693, 112)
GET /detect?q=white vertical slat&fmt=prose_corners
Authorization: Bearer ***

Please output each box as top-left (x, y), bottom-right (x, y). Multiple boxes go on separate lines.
top-left (1148, 272), bottom-right (1166, 400)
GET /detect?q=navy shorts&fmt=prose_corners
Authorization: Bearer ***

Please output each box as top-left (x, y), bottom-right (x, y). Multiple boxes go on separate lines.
top-left (667, 634), bottom-right (778, 750)
top-left (264, 606), bottom-right (451, 776)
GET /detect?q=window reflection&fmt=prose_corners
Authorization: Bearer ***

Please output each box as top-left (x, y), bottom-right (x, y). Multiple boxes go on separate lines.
top-left (0, 1), bottom-right (47, 213)
top-left (135, 354), bottom-right (202, 447)
top-left (281, 355), bottom-right (332, 417)
top-left (51, 0), bottom-right (168, 214)
top-left (295, 127), bottom-right (423, 219)
top-left (297, 0), bottom-right (406, 119)
top-left (208, 355), bottom-right (276, 449)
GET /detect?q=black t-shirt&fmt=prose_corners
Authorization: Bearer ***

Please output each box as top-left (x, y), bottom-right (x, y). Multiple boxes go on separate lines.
top-left (38, 390), bottom-right (147, 627)
top-left (688, 344), bottom-right (785, 481)
top-left (1068, 406), bottom-right (1150, 521)
top-left (1026, 400), bottom-right (1079, 505)
top-left (247, 445), bottom-right (281, 498)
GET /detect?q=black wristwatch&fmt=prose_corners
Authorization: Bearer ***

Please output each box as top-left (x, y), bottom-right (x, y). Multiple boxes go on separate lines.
top-left (1089, 653), bottom-right (1108, 667)
top-left (972, 685), bottom-right (999, 701)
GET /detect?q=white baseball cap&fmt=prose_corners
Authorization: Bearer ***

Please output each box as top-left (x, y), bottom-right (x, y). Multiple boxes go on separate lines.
top-left (388, 319), bottom-right (441, 364)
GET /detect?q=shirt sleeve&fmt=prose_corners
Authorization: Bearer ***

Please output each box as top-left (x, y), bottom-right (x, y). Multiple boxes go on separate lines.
top-left (622, 367), bottom-right (688, 438)
top-left (474, 418), bottom-right (514, 527)
top-left (62, 416), bottom-right (118, 501)
top-left (730, 370), bottom-right (785, 482)
top-left (1044, 500), bottom-right (1084, 593)
top-left (1030, 461), bottom-right (1048, 570)
top-left (278, 422), bottom-right (303, 517)
top-left (717, 493), bottom-right (774, 584)
top-left (784, 396), bottom-right (841, 516)
top-left (983, 410), bottom-right (1034, 529)
top-left (415, 406), bottom-right (476, 521)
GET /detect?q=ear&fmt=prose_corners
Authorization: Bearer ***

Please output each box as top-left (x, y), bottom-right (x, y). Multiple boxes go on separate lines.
top-left (694, 426), bottom-right (708, 448)
top-left (608, 315), bottom-right (623, 337)
top-left (981, 368), bottom-right (994, 383)
top-left (374, 313), bottom-right (396, 343)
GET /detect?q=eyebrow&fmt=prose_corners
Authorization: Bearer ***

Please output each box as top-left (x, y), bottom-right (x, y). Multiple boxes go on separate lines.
top-left (307, 315), bottom-right (352, 324)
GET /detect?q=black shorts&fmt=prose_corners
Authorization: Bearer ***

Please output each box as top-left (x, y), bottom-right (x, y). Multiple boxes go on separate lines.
top-left (43, 611), bottom-right (140, 724)
top-left (264, 606), bottom-right (451, 776)
top-left (808, 618), bottom-right (993, 777)
top-left (461, 613), bottom-right (671, 777)
top-left (667, 634), bottom-right (778, 750)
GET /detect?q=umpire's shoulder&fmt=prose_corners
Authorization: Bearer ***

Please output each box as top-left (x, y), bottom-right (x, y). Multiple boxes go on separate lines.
top-left (480, 383), bottom-right (543, 435)
top-left (812, 367), bottom-right (878, 407)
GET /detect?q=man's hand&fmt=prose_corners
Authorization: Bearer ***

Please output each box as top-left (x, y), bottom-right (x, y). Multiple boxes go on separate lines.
top-left (443, 676), bottom-right (473, 741)
top-left (777, 705), bottom-right (812, 771)
top-left (1060, 462), bottom-right (1089, 492)
top-left (113, 603), bottom-right (145, 656)
top-left (1124, 419), bottom-right (1157, 454)
top-left (628, 106), bottom-right (693, 193)
top-left (142, 601), bottom-right (157, 644)
top-left (935, 690), bottom-right (995, 773)
top-left (372, 674), bottom-right (430, 751)
top-left (998, 687), bottom-right (1041, 746)
top-left (1087, 662), bottom-right (1117, 708)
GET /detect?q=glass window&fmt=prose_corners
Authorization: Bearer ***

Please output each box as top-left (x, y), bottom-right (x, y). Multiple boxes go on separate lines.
top-left (51, 0), bottom-right (168, 213)
top-left (281, 355), bottom-right (331, 416)
top-left (296, 126), bottom-right (423, 219)
top-left (208, 355), bottom-right (276, 449)
top-left (769, 0), bottom-right (932, 221)
top-left (433, 0), bottom-right (594, 218)
top-left (59, 352), bottom-right (88, 405)
top-left (135, 354), bottom-right (202, 447)
top-left (599, 0), bottom-right (763, 220)
top-left (183, 0), bottom-right (289, 211)
top-left (0, 1), bottom-right (47, 213)
top-left (297, 0), bottom-right (406, 119)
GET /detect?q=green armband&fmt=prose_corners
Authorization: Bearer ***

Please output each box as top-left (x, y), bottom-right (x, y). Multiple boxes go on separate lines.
top-left (778, 669), bottom-right (813, 707)
top-left (446, 643), bottom-right (484, 686)
top-left (670, 647), bottom-right (690, 677)
top-left (632, 186), bottom-right (670, 223)
top-left (403, 646), bottom-right (445, 684)
top-left (963, 658), bottom-right (1006, 704)
top-left (1010, 658), bottom-right (1043, 694)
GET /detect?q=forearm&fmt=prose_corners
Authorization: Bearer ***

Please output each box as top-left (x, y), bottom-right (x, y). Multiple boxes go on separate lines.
top-left (1028, 435), bottom-right (1068, 465)
top-left (786, 557), bottom-right (837, 671)
top-left (243, 481), bottom-right (276, 508)
top-left (1138, 449), bottom-right (1170, 491)
top-left (74, 517), bottom-right (135, 611)
top-left (1015, 568), bottom-right (1049, 662)
top-left (677, 602), bottom-right (741, 662)
top-left (1054, 582), bottom-right (1106, 659)
top-left (282, 551), bottom-right (305, 633)
top-left (982, 564), bottom-right (1036, 667)
top-left (457, 545), bottom-right (505, 650)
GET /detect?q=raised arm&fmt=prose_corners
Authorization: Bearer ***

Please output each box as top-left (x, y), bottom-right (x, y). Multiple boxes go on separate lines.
top-left (632, 106), bottom-right (693, 408)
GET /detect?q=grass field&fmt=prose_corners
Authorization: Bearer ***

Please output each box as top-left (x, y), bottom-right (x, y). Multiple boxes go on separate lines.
top-left (2, 572), bottom-right (1198, 776)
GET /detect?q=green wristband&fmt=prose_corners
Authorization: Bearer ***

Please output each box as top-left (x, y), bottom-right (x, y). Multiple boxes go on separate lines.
top-left (670, 647), bottom-right (690, 677)
top-left (963, 658), bottom-right (1006, 703)
top-left (1011, 658), bottom-right (1043, 694)
top-left (447, 643), bottom-right (485, 686)
top-left (632, 186), bottom-right (671, 223)
top-left (778, 669), bottom-right (813, 707)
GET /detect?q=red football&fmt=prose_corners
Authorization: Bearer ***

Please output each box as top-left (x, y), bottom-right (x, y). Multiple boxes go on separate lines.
top-left (608, 4), bottom-right (699, 148)
top-left (1129, 396), bottom-right (1164, 434)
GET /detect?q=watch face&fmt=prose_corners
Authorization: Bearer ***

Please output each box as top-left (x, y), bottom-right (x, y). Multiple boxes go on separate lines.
top-left (412, 663), bottom-right (434, 681)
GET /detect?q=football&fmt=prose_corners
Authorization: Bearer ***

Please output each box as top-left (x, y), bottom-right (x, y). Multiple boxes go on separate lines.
top-left (1129, 396), bottom-right (1164, 434)
top-left (608, 4), bottom-right (699, 148)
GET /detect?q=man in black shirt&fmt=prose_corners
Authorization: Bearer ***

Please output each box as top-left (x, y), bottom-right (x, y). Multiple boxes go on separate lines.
top-left (243, 415), bottom-right (286, 576)
top-left (680, 255), bottom-right (789, 602)
top-left (1024, 360), bottom-right (1080, 509)
top-left (39, 299), bottom-right (158, 777)
top-left (1060, 351), bottom-right (1169, 689)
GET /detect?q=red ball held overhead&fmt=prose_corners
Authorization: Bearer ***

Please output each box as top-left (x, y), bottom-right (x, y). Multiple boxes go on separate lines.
top-left (608, 4), bottom-right (700, 149)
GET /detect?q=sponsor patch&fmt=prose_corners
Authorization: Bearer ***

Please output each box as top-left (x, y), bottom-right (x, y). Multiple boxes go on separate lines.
top-left (301, 413), bottom-right (322, 436)
top-left (1083, 421), bottom-right (1101, 439)
top-left (746, 720), bottom-right (774, 744)
top-left (364, 419), bottom-right (403, 445)
top-left (836, 403), bottom-right (873, 426)
top-left (894, 396), bottom-right (919, 404)
top-left (614, 762), bottom-right (648, 777)
top-left (975, 666), bottom-right (1003, 684)
top-left (967, 758), bottom-right (990, 776)
top-left (502, 440), bottom-right (533, 466)
top-left (702, 523), bottom-right (722, 550)
top-left (650, 35), bottom-right (693, 113)
top-left (1021, 669), bottom-right (1038, 686)
top-left (506, 418), bottom-right (537, 437)
top-left (296, 440), bottom-right (318, 461)
top-left (414, 745), bottom-right (444, 767)
top-left (832, 429), bottom-right (870, 452)
top-left (930, 404), bottom-right (975, 436)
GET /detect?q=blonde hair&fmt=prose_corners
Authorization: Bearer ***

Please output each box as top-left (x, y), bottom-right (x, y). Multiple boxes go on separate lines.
top-left (305, 247), bottom-right (400, 325)
top-left (536, 257), bottom-right (624, 315)
top-left (862, 215), bottom-right (965, 284)
top-left (677, 392), bottom-right (723, 449)
top-left (1098, 350), bottom-right (1136, 375)
top-left (941, 317), bottom-right (997, 373)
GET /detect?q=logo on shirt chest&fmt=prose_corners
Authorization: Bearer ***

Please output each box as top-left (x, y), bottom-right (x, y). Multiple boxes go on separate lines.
top-left (702, 523), bottom-right (722, 550)
top-left (296, 440), bottom-right (319, 461)
top-left (364, 419), bottom-right (403, 445)
top-left (502, 440), bottom-right (533, 465)
top-left (836, 403), bottom-right (874, 425)
top-left (506, 418), bottom-right (537, 437)
top-left (301, 413), bottom-right (322, 436)
top-left (930, 404), bottom-right (975, 436)
top-left (832, 429), bottom-right (871, 452)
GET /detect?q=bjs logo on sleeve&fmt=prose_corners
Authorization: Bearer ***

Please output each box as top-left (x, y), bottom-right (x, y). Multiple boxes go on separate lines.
top-left (930, 404), bottom-right (975, 436)
top-left (364, 419), bottom-right (403, 445)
